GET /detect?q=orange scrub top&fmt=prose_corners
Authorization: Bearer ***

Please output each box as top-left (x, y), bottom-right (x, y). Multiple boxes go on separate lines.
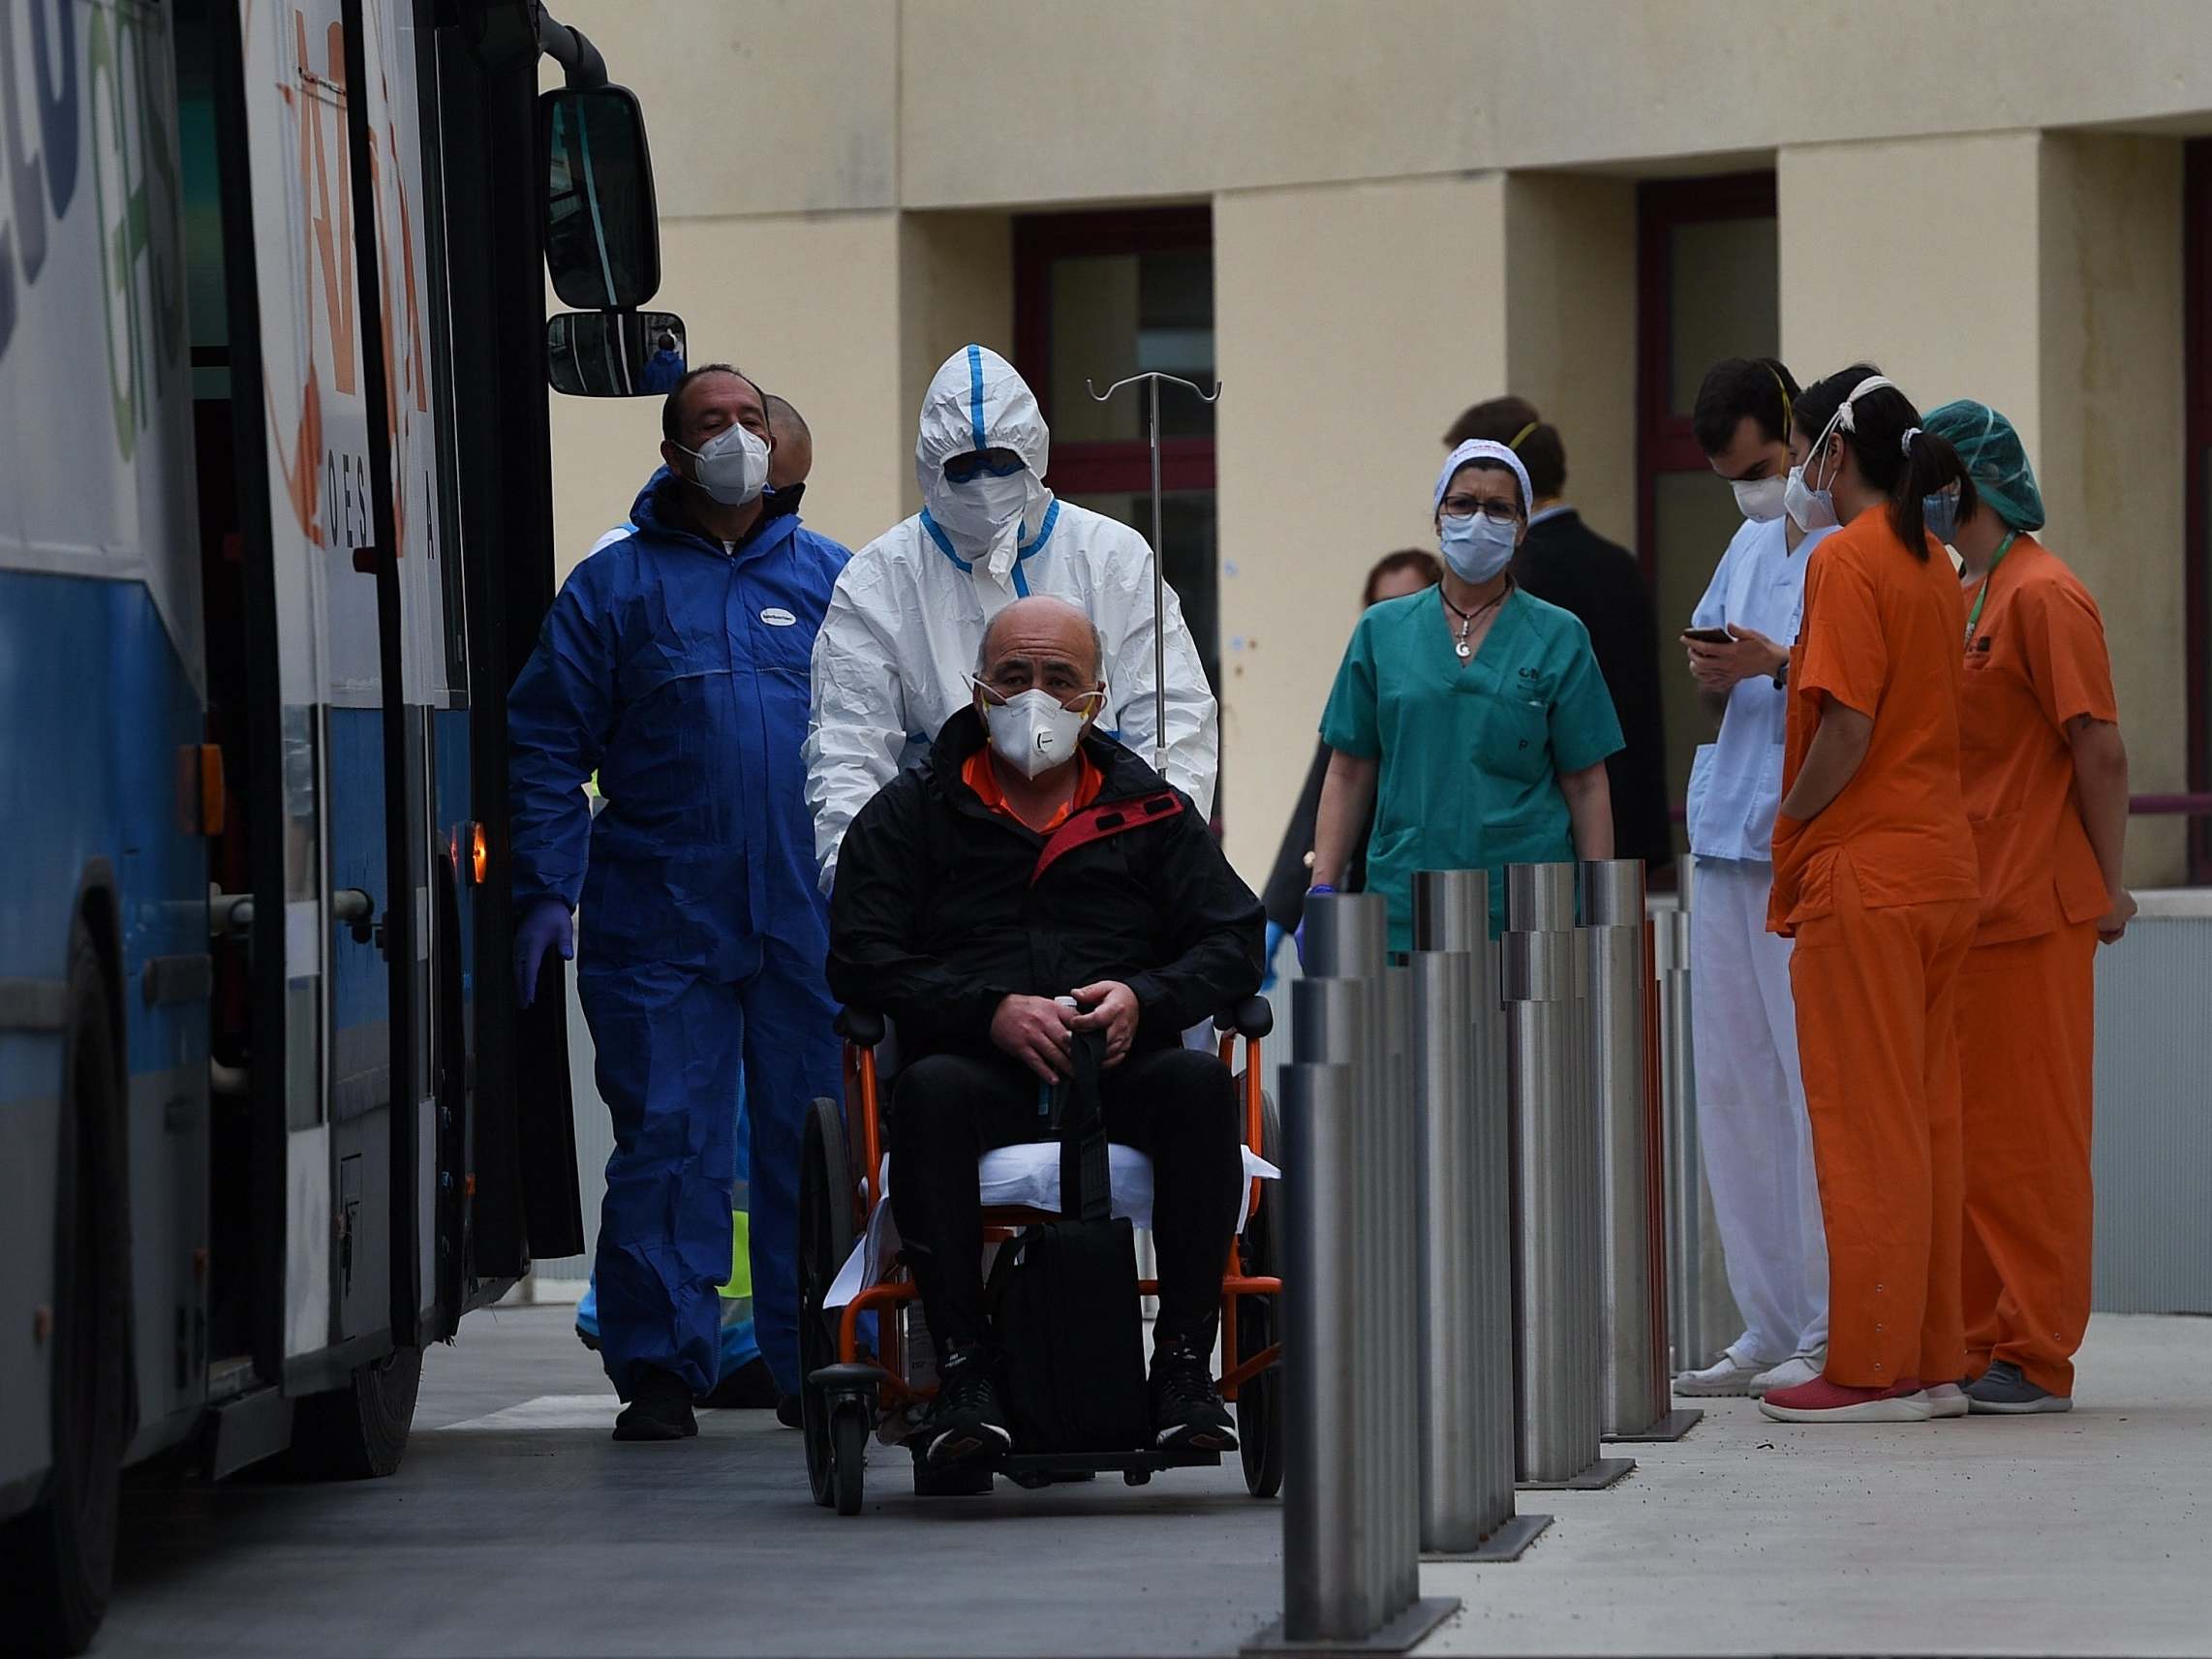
top-left (1957, 535), bottom-right (2117, 945)
top-left (1769, 507), bottom-right (1980, 935)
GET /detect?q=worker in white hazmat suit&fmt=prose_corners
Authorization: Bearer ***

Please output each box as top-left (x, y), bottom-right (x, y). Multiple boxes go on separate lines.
top-left (806, 345), bottom-right (1218, 887)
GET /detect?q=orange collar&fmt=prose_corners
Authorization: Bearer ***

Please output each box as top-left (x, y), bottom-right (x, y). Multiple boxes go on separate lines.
top-left (962, 746), bottom-right (1104, 834)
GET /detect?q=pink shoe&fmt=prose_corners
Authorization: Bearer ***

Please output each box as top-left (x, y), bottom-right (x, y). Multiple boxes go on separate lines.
top-left (1759, 1375), bottom-right (1931, 1424)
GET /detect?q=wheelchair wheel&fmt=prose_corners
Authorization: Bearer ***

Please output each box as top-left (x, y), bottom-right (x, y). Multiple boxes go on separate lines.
top-left (830, 1397), bottom-right (869, 1517)
top-left (1238, 1089), bottom-right (1285, 1500)
top-left (799, 1097), bottom-right (857, 1509)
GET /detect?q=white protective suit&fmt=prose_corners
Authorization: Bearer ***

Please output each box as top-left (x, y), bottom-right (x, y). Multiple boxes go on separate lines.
top-left (806, 345), bottom-right (1218, 886)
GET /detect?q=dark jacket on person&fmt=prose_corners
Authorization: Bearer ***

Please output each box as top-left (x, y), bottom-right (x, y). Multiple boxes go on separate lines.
top-left (1260, 739), bottom-right (1371, 931)
top-left (827, 706), bottom-right (1266, 1061)
top-left (1515, 509), bottom-right (1673, 871)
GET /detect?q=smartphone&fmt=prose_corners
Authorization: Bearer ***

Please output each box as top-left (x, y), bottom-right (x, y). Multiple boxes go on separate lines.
top-left (1681, 627), bottom-right (1734, 646)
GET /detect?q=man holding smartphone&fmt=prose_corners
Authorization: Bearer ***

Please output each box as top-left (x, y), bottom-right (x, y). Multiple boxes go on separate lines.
top-left (1673, 358), bottom-right (1838, 1399)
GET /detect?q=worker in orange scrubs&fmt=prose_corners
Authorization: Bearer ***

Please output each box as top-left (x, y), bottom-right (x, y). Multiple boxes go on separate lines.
top-left (1923, 400), bottom-right (2134, 1415)
top-left (1758, 367), bottom-right (1982, 1426)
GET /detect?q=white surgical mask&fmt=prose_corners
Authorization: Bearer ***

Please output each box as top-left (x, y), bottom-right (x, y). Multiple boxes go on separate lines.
top-left (1439, 512), bottom-right (1518, 585)
top-left (1733, 475), bottom-right (1789, 524)
top-left (678, 422), bottom-right (771, 507)
top-left (1783, 464), bottom-right (1836, 532)
top-left (927, 469), bottom-right (1049, 585)
top-left (977, 687), bottom-right (1094, 779)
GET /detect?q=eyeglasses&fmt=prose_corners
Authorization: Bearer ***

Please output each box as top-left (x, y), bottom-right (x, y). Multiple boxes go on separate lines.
top-left (1439, 494), bottom-right (1521, 525)
top-left (943, 448), bottom-right (1027, 484)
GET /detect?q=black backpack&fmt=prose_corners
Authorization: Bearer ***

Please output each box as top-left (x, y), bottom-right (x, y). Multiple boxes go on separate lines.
top-left (985, 1029), bottom-right (1151, 1454)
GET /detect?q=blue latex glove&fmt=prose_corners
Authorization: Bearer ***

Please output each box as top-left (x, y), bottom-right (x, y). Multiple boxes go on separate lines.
top-left (1260, 919), bottom-right (1287, 993)
top-left (1294, 884), bottom-right (1336, 972)
top-left (513, 898), bottom-right (575, 1008)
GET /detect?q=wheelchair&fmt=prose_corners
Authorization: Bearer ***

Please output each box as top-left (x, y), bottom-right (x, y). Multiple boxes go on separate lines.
top-left (796, 998), bottom-right (1283, 1516)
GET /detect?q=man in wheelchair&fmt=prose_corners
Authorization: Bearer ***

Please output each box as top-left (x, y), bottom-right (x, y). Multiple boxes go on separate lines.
top-left (825, 596), bottom-right (1266, 1472)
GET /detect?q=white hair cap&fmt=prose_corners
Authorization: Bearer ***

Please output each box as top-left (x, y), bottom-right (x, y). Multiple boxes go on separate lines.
top-left (1434, 440), bottom-right (1535, 516)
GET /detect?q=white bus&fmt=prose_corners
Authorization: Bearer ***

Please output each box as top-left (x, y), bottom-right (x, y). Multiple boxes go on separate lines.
top-left (0, 2), bottom-right (670, 1649)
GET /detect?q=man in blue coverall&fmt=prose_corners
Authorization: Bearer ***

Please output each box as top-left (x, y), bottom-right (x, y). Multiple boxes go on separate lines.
top-left (509, 364), bottom-right (848, 1440)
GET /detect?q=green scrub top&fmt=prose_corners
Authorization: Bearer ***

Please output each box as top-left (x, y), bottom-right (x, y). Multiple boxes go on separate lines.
top-left (1320, 585), bottom-right (1625, 949)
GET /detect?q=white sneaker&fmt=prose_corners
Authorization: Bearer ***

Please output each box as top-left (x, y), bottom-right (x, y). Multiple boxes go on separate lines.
top-left (1750, 1350), bottom-right (1827, 1396)
top-left (1925, 1383), bottom-right (1969, 1419)
top-left (1674, 1347), bottom-right (1772, 1398)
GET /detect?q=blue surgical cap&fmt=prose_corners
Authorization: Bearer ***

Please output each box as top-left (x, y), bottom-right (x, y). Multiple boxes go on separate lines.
top-left (1924, 400), bottom-right (2045, 533)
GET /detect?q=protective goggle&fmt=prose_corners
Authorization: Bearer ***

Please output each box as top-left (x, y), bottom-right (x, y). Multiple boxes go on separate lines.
top-left (943, 448), bottom-right (1028, 484)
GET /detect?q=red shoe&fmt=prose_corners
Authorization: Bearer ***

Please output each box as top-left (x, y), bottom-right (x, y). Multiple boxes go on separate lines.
top-left (1759, 1375), bottom-right (1931, 1424)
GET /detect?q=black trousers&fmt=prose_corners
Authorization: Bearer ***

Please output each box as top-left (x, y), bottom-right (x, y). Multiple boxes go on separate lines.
top-left (889, 1046), bottom-right (1244, 1358)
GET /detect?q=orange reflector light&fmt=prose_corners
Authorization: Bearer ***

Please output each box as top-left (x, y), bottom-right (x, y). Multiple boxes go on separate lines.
top-left (470, 822), bottom-right (488, 886)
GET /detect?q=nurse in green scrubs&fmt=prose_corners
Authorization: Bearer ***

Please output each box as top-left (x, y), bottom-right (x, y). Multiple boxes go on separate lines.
top-left (1310, 439), bottom-right (1623, 949)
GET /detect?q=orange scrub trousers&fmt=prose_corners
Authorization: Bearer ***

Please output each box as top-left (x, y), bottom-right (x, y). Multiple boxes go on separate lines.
top-left (1955, 535), bottom-right (2115, 1398)
top-left (1770, 509), bottom-right (1980, 1392)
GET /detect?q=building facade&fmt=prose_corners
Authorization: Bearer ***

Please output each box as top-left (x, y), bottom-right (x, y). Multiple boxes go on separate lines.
top-left (545, 0), bottom-right (2212, 889)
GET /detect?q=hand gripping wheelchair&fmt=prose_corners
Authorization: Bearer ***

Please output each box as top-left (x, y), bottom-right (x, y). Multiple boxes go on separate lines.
top-left (797, 998), bottom-right (1283, 1516)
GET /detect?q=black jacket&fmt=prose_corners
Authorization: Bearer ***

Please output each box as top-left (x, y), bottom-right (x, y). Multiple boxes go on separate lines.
top-left (826, 707), bottom-right (1266, 1061)
top-left (1515, 509), bottom-right (1674, 871)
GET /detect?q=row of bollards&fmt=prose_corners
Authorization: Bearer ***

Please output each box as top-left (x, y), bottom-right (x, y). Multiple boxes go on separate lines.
top-left (1262, 863), bottom-right (1699, 1653)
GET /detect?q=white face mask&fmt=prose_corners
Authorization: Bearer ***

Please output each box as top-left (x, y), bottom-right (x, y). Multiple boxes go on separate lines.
top-left (977, 687), bottom-right (1095, 780)
top-left (1733, 475), bottom-right (1789, 524)
top-left (927, 468), bottom-right (1050, 584)
top-left (1438, 512), bottom-right (1518, 584)
top-left (678, 421), bottom-right (771, 507)
top-left (1783, 463), bottom-right (1837, 532)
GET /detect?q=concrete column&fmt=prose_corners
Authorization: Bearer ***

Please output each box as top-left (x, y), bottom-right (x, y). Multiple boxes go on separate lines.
top-left (1214, 173), bottom-right (1509, 882)
top-left (1503, 173), bottom-right (1639, 549)
top-left (896, 213), bottom-right (1016, 517)
top-left (1779, 130), bottom-right (2187, 884)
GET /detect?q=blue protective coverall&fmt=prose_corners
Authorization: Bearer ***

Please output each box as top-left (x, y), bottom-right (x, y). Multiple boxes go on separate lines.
top-left (509, 468), bottom-right (847, 1398)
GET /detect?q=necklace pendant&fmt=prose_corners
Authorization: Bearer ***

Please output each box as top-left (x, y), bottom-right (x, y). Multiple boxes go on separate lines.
top-left (1456, 640), bottom-right (1472, 661)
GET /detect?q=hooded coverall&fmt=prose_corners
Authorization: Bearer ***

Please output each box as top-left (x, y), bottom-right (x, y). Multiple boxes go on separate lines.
top-left (804, 344), bottom-right (1218, 889)
top-left (509, 469), bottom-right (847, 1398)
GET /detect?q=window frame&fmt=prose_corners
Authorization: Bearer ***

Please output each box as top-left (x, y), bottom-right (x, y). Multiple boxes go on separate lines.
top-left (1011, 204), bottom-right (1216, 495)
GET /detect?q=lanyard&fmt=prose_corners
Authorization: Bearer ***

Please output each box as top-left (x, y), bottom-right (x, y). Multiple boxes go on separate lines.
top-left (1963, 531), bottom-right (2018, 644)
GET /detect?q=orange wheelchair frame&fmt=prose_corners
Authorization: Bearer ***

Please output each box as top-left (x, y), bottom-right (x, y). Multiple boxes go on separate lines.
top-left (797, 1001), bottom-right (1282, 1515)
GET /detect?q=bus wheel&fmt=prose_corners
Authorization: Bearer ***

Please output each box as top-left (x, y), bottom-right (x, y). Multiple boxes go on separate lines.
top-left (285, 1344), bottom-right (423, 1480)
top-left (0, 932), bottom-right (130, 1656)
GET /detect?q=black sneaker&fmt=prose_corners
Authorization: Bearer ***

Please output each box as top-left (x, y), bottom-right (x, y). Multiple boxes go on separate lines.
top-left (1150, 1336), bottom-right (1237, 1452)
top-left (613, 1366), bottom-right (698, 1441)
top-left (921, 1346), bottom-right (1012, 1469)
top-left (695, 1355), bottom-right (779, 1410)
top-left (775, 1394), bottom-right (804, 1429)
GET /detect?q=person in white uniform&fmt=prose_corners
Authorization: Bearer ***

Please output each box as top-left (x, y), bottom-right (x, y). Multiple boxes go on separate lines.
top-left (806, 344), bottom-right (1217, 887)
top-left (1674, 358), bottom-right (1834, 1398)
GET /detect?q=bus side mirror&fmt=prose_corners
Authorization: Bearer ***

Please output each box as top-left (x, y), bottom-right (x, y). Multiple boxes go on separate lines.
top-left (546, 310), bottom-right (689, 398)
top-left (538, 86), bottom-right (661, 310)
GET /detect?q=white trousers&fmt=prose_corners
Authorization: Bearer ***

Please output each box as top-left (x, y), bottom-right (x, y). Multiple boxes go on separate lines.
top-left (1689, 858), bottom-right (1828, 1362)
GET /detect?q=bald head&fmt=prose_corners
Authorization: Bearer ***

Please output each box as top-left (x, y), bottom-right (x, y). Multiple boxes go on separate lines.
top-left (765, 394), bottom-right (813, 491)
top-left (975, 596), bottom-right (1106, 695)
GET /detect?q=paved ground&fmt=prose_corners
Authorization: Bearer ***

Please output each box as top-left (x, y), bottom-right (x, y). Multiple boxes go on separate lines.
top-left (1422, 1313), bottom-right (2212, 1658)
top-left (93, 1309), bottom-right (2211, 1658)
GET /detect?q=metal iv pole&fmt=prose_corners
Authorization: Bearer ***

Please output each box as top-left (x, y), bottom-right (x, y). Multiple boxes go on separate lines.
top-left (1084, 371), bottom-right (1221, 780)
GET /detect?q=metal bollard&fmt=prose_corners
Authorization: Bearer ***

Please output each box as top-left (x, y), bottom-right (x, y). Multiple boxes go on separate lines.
top-left (1260, 896), bottom-right (1457, 1654)
top-left (1581, 862), bottom-right (1702, 1444)
top-left (1411, 873), bottom-right (1548, 1560)
top-left (1654, 902), bottom-right (1737, 1373)
top-left (1504, 865), bottom-right (1633, 1491)
top-left (1280, 1053), bottom-right (1367, 1642)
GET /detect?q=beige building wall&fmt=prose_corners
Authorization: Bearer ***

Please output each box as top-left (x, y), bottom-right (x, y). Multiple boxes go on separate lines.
top-left (1214, 173), bottom-right (1509, 881)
